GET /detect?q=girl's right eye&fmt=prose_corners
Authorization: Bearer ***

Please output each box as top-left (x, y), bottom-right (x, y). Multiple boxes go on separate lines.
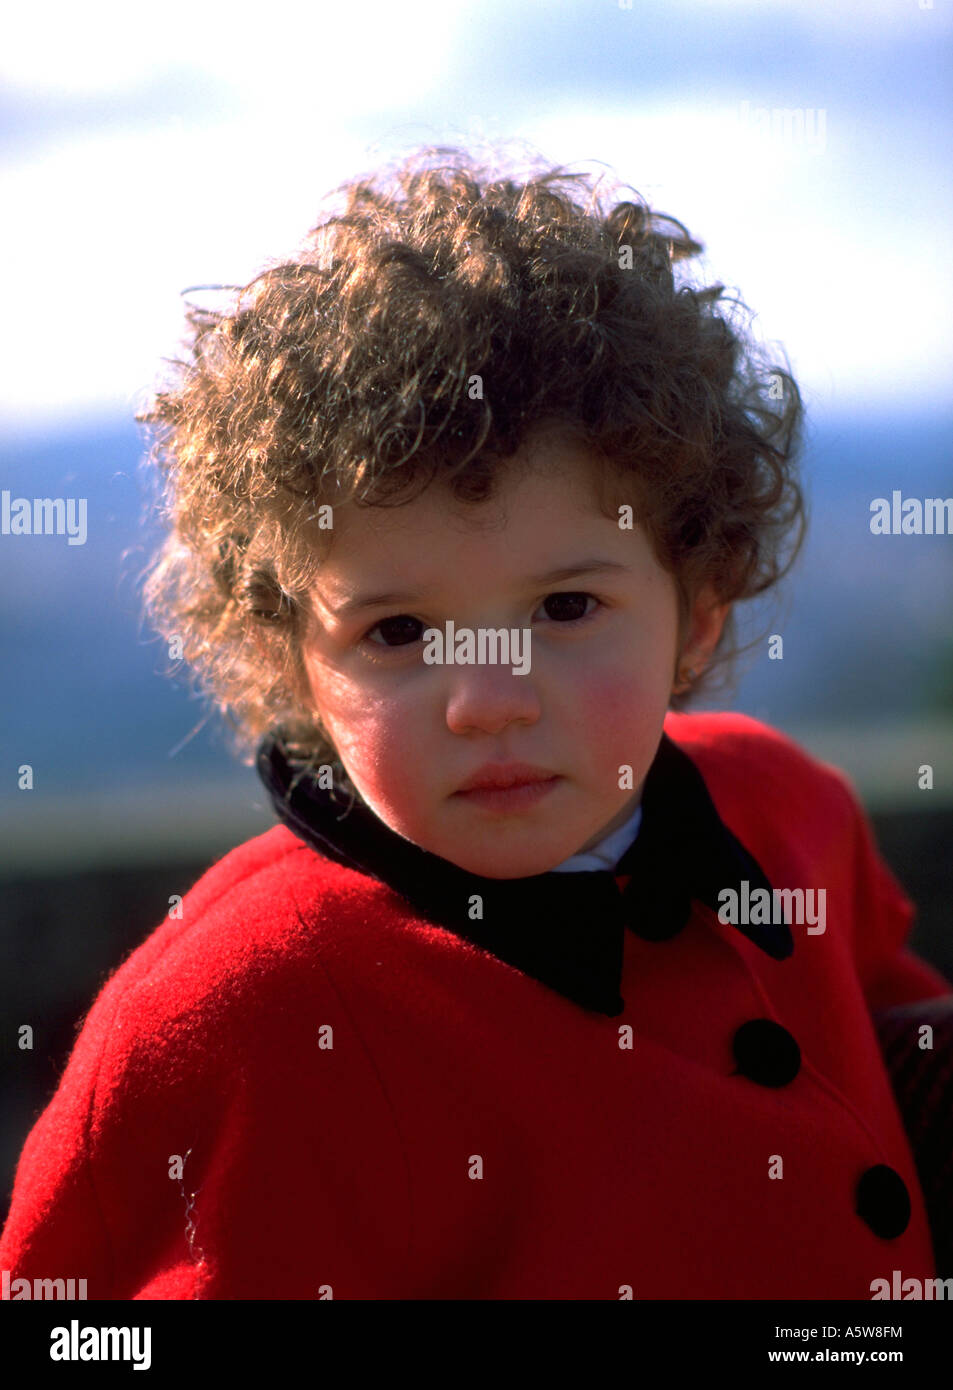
top-left (363, 616), bottom-right (424, 648)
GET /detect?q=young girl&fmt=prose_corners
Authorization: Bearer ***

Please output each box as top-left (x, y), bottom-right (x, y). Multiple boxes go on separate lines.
top-left (2, 147), bottom-right (949, 1300)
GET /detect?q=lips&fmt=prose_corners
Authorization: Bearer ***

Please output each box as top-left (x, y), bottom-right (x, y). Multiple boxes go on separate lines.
top-left (455, 763), bottom-right (558, 793)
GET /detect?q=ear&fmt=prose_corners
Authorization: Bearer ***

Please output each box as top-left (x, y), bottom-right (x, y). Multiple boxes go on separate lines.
top-left (675, 583), bottom-right (731, 684)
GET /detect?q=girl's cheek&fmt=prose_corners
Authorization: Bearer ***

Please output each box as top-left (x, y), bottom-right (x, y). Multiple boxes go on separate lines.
top-left (575, 668), bottom-right (659, 731)
top-left (336, 701), bottom-right (411, 778)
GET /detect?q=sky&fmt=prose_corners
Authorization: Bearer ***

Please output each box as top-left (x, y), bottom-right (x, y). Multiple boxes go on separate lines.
top-left (1, 0), bottom-right (951, 436)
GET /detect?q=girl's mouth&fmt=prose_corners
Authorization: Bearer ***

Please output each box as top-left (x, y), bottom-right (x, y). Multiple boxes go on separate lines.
top-left (452, 776), bottom-right (562, 812)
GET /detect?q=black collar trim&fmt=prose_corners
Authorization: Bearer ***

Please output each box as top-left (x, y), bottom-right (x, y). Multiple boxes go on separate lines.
top-left (255, 728), bottom-right (793, 1016)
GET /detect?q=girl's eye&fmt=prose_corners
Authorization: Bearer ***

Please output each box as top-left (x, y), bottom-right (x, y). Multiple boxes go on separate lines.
top-left (362, 593), bottom-right (599, 649)
top-left (540, 592), bottom-right (598, 623)
top-left (364, 615), bottom-right (424, 647)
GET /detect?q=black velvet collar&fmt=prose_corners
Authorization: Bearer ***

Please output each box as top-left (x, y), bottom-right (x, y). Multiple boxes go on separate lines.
top-left (255, 728), bottom-right (793, 1017)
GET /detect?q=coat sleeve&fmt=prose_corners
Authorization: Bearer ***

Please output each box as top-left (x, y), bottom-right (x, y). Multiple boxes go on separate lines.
top-left (0, 983), bottom-right (120, 1297)
top-left (0, 963), bottom-right (219, 1300)
top-left (834, 768), bottom-right (952, 1013)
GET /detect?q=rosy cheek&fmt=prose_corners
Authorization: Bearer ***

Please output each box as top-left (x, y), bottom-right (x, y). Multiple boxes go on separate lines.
top-left (574, 669), bottom-right (657, 730)
top-left (570, 671), bottom-right (663, 785)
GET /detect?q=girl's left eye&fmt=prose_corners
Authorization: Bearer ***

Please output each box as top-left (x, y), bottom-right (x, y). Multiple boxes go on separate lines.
top-left (538, 592), bottom-right (599, 623)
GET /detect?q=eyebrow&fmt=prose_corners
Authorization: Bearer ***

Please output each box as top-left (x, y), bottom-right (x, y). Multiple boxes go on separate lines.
top-left (325, 560), bottom-right (632, 618)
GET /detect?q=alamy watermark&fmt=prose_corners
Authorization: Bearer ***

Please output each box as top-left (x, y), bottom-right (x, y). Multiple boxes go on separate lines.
top-left (717, 881), bottom-right (826, 935)
top-left (423, 623), bottom-right (531, 675)
top-left (2, 1268), bottom-right (87, 1298)
top-left (49, 1319), bottom-right (151, 1370)
top-left (871, 1270), bottom-right (952, 1299)
top-left (1, 489), bottom-right (87, 545)
top-left (738, 101), bottom-right (827, 155)
top-left (870, 491), bottom-right (953, 534)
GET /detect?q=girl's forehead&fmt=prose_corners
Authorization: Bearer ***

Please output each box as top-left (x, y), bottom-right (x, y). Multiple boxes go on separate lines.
top-left (330, 453), bottom-right (617, 541)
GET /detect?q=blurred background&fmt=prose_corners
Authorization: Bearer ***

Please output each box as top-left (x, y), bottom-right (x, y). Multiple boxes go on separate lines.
top-left (2, 0), bottom-right (952, 1219)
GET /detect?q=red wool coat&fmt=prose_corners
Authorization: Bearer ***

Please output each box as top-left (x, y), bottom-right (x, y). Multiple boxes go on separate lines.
top-left (1, 711), bottom-right (950, 1300)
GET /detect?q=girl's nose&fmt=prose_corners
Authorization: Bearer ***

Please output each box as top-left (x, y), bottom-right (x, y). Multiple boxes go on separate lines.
top-left (444, 665), bottom-right (542, 736)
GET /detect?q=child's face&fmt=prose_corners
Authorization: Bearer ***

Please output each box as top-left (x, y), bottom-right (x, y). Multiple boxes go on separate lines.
top-left (299, 429), bottom-right (727, 879)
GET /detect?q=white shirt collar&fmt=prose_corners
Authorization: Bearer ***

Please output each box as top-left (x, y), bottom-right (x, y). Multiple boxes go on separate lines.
top-left (549, 802), bottom-right (643, 873)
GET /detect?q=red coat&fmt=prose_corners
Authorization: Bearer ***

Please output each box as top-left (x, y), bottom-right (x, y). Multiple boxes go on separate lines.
top-left (1, 712), bottom-right (950, 1299)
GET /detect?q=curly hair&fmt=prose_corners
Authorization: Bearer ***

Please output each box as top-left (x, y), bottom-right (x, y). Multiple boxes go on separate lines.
top-left (135, 143), bottom-right (807, 769)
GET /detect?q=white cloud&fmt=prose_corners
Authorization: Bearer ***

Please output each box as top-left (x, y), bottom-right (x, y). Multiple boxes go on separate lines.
top-left (1, 1), bottom-right (950, 428)
top-left (0, 0), bottom-right (464, 99)
top-left (525, 102), bottom-right (953, 411)
top-left (0, 120), bottom-right (373, 429)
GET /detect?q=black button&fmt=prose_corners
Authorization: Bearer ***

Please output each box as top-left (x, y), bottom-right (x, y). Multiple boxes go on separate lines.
top-left (856, 1165), bottom-right (911, 1239)
top-left (626, 885), bottom-right (692, 941)
top-left (732, 1019), bottom-right (801, 1086)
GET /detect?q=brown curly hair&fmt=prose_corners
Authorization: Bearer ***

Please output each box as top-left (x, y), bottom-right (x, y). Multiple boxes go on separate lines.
top-left (135, 143), bottom-right (807, 769)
